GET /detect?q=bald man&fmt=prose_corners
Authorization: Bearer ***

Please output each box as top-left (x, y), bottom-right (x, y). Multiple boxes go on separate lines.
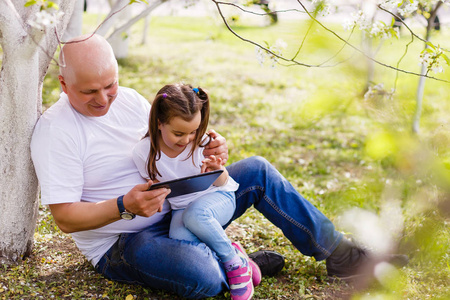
top-left (31, 34), bottom-right (407, 298)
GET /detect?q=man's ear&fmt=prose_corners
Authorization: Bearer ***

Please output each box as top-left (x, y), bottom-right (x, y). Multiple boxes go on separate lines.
top-left (58, 75), bottom-right (68, 93)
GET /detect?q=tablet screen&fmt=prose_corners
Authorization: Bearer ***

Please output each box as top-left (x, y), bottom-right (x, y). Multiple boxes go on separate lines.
top-left (147, 170), bottom-right (224, 198)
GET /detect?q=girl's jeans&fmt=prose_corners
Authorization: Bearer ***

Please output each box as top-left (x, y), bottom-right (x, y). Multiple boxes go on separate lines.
top-left (95, 156), bottom-right (343, 299)
top-left (169, 191), bottom-right (237, 263)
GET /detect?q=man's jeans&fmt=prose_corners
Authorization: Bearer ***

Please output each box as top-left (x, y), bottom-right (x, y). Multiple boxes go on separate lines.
top-left (96, 156), bottom-right (342, 299)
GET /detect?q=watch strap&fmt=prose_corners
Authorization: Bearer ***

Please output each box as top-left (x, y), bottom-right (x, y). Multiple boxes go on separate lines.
top-left (117, 195), bottom-right (126, 213)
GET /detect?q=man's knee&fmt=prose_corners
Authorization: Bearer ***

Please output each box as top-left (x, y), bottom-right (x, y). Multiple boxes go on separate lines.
top-left (244, 155), bottom-right (270, 168)
top-left (232, 156), bottom-right (272, 175)
top-left (180, 248), bottom-right (226, 298)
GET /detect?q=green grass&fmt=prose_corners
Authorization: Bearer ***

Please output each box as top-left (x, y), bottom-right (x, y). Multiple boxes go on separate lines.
top-left (2, 12), bottom-right (450, 300)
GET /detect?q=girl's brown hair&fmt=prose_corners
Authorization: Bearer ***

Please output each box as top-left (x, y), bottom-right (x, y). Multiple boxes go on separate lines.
top-left (144, 83), bottom-right (210, 180)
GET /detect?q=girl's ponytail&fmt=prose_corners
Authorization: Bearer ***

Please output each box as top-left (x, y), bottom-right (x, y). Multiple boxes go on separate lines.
top-left (195, 87), bottom-right (208, 101)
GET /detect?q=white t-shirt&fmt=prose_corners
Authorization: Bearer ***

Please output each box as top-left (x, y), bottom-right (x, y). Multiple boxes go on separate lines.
top-left (133, 136), bottom-right (239, 209)
top-left (30, 87), bottom-right (171, 266)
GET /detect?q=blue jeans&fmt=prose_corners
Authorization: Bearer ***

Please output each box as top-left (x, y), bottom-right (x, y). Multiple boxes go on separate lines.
top-left (96, 156), bottom-right (342, 299)
top-left (170, 191), bottom-right (237, 262)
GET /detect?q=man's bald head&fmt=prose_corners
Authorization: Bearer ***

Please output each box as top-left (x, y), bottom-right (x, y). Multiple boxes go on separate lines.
top-left (59, 34), bottom-right (118, 85)
top-left (57, 34), bottom-right (120, 117)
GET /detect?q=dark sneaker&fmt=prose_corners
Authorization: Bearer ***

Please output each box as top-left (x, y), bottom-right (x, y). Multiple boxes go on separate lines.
top-left (326, 238), bottom-right (409, 281)
top-left (248, 250), bottom-right (285, 277)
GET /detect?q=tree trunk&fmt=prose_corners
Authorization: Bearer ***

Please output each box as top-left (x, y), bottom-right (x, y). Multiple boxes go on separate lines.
top-left (412, 3), bottom-right (442, 134)
top-left (413, 62), bottom-right (427, 134)
top-left (97, 0), bottom-right (166, 58)
top-left (63, 0), bottom-right (84, 41)
top-left (107, 2), bottom-right (133, 59)
top-left (0, 0), bottom-right (74, 264)
top-left (141, 15), bottom-right (151, 45)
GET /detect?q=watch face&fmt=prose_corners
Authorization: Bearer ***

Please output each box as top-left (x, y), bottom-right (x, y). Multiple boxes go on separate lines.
top-left (121, 212), bottom-right (135, 220)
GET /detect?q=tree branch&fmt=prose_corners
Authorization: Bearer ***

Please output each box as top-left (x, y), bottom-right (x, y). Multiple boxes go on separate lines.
top-left (293, 0), bottom-right (448, 82)
top-left (213, 1), bottom-right (305, 17)
top-left (213, 0), bottom-right (313, 68)
top-left (377, 4), bottom-right (448, 53)
top-left (212, 0), bottom-right (449, 83)
top-left (106, 0), bottom-right (166, 41)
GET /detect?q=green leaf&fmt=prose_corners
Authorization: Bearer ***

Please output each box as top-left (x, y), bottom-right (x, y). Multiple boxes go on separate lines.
top-left (24, 0), bottom-right (37, 7)
top-left (129, 0), bottom-right (148, 4)
top-left (426, 42), bottom-right (436, 50)
top-left (47, 1), bottom-right (59, 10)
top-left (441, 53), bottom-right (450, 65)
top-left (390, 28), bottom-right (399, 39)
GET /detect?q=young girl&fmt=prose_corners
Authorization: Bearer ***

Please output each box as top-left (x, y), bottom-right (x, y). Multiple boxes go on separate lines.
top-left (132, 83), bottom-right (261, 300)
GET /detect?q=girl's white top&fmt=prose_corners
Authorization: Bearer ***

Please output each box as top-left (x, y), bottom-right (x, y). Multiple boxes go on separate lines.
top-left (132, 136), bottom-right (239, 210)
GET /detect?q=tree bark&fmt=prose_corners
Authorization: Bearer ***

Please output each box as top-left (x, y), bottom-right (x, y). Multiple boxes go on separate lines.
top-left (0, 0), bottom-right (74, 264)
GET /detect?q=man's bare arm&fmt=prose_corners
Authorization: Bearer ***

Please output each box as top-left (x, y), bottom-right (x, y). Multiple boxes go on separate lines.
top-left (49, 181), bottom-right (170, 233)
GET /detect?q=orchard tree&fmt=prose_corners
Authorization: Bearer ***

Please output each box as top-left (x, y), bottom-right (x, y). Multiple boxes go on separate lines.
top-left (0, 0), bottom-right (74, 264)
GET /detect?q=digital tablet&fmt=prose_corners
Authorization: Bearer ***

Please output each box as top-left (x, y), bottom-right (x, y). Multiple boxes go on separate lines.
top-left (147, 170), bottom-right (224, 198)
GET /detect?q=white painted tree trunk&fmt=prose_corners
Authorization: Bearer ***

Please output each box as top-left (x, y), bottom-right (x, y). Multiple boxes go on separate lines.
top-left (141, 15), bottom-right (151, 45)
top-left (63, 0), bottom-right (84, 41)
top-left (413, 63), bottom-right (427, 134)
top-left (107, 1), bottom-right (133, 59)
top-left (412, 2), bottom-right (442, 134)
top-left (97, 0), bottom-right (166, 58)
top-left (0, 0), bottom-right (74, 264)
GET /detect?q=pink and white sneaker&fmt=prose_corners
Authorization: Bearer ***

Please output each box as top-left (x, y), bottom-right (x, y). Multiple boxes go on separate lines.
top-left (226, 242), bottom-right (254, 300)
top-left (232, 242), bottom-right (262, 286)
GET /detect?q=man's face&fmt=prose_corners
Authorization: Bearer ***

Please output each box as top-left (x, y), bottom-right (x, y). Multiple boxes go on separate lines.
top-left (59, 65), bottom-right (119, 117)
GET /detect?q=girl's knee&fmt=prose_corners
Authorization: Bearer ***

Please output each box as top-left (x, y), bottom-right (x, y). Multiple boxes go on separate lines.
top-left (182, 207), bottom-right (206, 230)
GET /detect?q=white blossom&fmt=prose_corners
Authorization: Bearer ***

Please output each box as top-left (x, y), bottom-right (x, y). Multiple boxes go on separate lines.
top-left (311, 0), bottom-right (332, 17)
top-left (378, 0), bottom-right (403, 11)
top-left (398, 1), bottom-right (419, 17)
top-left (28, 9), bottom-right (64, 31)
top-left (419, 45), bottom-right (445, 74)
top-left (344, 9), bottom-right (397, 40)
top-left (370, 21), bottom-right (397, 39)
top-left (343, 10), bottom-right (370, 32)
top-left (255, 39), bottom-right (287, 68)
top-left (255, 46), bottom-right (266, 66)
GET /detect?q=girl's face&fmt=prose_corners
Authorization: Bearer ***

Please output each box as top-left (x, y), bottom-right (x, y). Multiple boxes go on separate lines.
top-left (158, 111), bottom-right (201, 157)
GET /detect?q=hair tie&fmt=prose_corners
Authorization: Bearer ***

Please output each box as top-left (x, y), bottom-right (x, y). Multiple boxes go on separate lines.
top-left (193, 88), bottom-right (199, 94)
top-left (162, 93), bottom-right (167, 98)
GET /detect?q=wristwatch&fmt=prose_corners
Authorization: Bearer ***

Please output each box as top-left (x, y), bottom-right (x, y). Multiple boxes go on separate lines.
top-left (117, 195), bottom-right (136, 220)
